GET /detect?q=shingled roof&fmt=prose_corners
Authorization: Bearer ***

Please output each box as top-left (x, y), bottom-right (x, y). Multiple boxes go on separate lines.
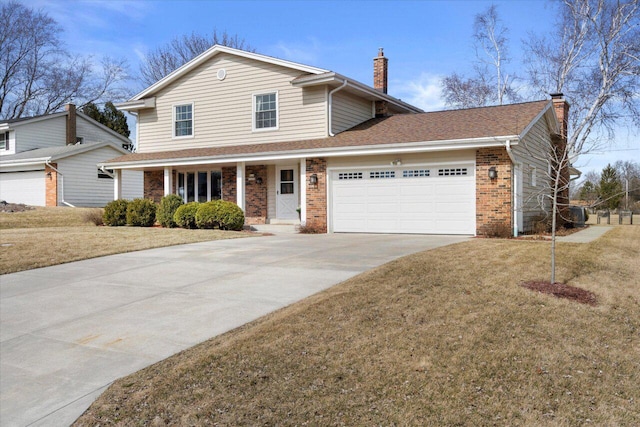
top-left (106, 100), bottom-right (551, 165)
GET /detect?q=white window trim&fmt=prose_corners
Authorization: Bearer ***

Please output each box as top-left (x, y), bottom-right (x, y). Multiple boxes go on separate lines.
top-left (252, 91), bottom-right (279, 132)
top-left (172, 102), bottom-right (195, 139)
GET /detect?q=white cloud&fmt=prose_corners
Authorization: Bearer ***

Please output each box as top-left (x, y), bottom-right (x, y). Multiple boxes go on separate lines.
top-left (393, 73), bottom-right (446, 112)
top-left (269, 38), bottom-right (323, 66)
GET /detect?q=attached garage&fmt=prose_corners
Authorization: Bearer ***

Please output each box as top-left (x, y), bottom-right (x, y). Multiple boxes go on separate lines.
top-left (330, 163), bottom-right (476, 235)
top-left (0, 170), bottom-right (45, 206)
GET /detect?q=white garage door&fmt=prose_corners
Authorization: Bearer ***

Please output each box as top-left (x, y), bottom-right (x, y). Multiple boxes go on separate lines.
top-left (0, 170), bottom-right (46, 206)
top-left (330, 164), bottom-right (475, 235)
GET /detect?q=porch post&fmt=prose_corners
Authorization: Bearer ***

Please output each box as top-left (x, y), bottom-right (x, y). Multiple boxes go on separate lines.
top-left (300, 157), bottom-right (307, 224)
top-left (113, 169), bottom-right (122, 200)
top-left (236, 162), bottom-right (245, 211)
top-left (163, 167), bottom-right (172, 196)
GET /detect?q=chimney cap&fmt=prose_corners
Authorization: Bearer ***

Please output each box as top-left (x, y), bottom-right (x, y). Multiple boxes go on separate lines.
top-left (378, 47), bottom-right (384, 57)
top-left (550, 93), bottom-right (564, 100)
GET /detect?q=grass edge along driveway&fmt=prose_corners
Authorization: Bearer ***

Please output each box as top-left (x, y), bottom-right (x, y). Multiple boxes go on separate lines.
top-left (75, 226), bottom-right (639, 426)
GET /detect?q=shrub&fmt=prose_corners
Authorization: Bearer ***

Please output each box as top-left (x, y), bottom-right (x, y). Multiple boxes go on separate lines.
top-left (480, 221), bottom-right (513, 238)
top-left (174, 202), bottom-right (200, 229)
top-left (126, 198), bottom-right (157, 227)
top-left (298, 223), bottom-right (325, 234)
top-left (157, 194), bottom-right (184, 228)
top-left (103, 199), bottom-right (129, 226)
top-left (215, 200), bottom-right (245, 230)
top-left (194, 200), bottom-right (245, 230)
top-left (83, 208), bottom-right (104, 226)
top-left (195, 201), bottom-right (220, 229)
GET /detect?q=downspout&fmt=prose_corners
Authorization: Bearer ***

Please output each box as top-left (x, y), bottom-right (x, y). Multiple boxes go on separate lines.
top-left (45, 160), bottom-right (75, 207)
top-left (328, 79), bottom-right (348, 137)
top-left (505, 140), bottom-right (518, 237)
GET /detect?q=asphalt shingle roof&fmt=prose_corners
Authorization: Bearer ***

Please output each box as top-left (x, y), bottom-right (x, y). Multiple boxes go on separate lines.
top-left (106, 100), bottom-right (551, 165)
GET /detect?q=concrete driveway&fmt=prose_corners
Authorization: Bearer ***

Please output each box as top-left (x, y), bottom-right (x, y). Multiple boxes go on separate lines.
top-left (1, 232), bottom-right (468, 426)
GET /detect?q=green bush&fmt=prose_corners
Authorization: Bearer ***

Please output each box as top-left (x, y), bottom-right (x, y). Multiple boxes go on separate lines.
top-left (157, 194), bottom-right (184, 228)
top-left (193, 200), bottom-right (245, 230)
top-left (103, 199), bottom-right (129, 226)
top-left (126, 198), bottom-right (157, 227)
top-left (195, 201), bottom-right (220, 229)
top-left (174, 202), bottom-right (200, 229)
top-left (216, 200), bottom-right (244, 230)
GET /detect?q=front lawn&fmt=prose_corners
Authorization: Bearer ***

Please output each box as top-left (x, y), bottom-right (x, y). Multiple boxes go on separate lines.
top-left (0, 207), bottom-right (251, 274)
top-left (75, 226), bottom-right (639, 426)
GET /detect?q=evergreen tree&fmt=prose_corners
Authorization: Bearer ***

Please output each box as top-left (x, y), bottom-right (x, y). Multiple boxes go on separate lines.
top-left (81, 102), bottom-right (132, 150)
top-left (598, 164), bottom-right (623, 210)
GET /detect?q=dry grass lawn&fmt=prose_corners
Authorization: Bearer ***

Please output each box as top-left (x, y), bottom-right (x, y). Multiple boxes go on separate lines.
top-left (75, 226), bottom-right (640, 426)
top-left (0, 207), bottom-right (250, 274)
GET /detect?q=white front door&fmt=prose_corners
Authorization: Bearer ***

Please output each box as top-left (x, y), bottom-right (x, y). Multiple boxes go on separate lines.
top-left (276, 165), bottom-right (298, 220)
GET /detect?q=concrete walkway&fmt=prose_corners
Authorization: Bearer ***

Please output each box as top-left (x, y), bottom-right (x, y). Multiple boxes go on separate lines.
top-left (0, 233), bottom-right (468, 427)
top-left (556, 225), bottom-right (614, 243)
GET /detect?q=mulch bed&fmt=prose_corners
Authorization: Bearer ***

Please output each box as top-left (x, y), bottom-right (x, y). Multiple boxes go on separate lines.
top-left (0, 202), bottom-right (33, 213)
top-left (521, 281), bottom-right (597, 306)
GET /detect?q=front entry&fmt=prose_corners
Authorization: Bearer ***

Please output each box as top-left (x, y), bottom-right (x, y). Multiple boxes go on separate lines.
top-left (276, 165), bottom-right (298, 220)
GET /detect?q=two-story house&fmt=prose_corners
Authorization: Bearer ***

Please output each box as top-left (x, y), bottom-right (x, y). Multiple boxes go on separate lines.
top-left (0, 105), bottom-right (142, 207)
top-left (106, 45), bottom-right (570, 235)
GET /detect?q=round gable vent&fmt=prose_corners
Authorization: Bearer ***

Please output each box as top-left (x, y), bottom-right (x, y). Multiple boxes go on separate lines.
top-left (217, 69), bottom-right (227, 81)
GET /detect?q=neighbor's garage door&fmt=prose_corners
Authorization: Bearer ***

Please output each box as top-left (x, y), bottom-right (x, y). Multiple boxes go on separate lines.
top-left (330, 164), bottom-right (475, 234)
top-left (0, 170), bottom-right (46, 206)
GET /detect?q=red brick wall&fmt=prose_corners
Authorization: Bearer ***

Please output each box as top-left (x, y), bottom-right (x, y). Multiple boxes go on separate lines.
top-left (222, 167), bottom-right (237, 203)
top-left (245, 165), bottom-right (267, 225)
top-left (476, 148), bottom-right (512, 235)
top-left (144, 170), bottom-right (164, 203)
top-left (45, 163), bottom-right (57, 206)
top-left (305, 158), bottom-right (327, 232)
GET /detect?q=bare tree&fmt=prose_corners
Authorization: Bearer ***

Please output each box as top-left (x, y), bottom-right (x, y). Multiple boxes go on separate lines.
top-left (441, 5), bottom-right (519, 108)
top-left (0, 1), bottom-right (130, 120)
top-left (139, 30), bottom-right (255, 87)
top-left (524, 0), bottom-right (640, 156)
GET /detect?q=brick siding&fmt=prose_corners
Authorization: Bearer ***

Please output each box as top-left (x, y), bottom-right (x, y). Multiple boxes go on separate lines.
top-left (221, 167), bottom-right (237, 202)
top-left (305, 158), bottom-right (327, 232)
top-left (245, 165), bottom-right (267, 225)
top-left (144, 170), bottom-right (164, 203)
top-left (45, 163), bottom-right (57, 206)
top-left (476, 148), bottom-right (512, 235)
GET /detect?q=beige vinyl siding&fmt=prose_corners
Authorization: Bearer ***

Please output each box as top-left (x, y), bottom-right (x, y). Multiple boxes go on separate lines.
top-left (137, 53), bottom-right (327, 153)
top-left (327, 150), bottom-right (476, 169)
top-left (14, 117), bottom-right (66, 152)
top-left (331, 91), bottom-right (373, 134)
top-left (76, 116), bottom-right (129, 146)
top-left (57, 146), bottom-right (142, 207)
top-left (514, 116), bottom-right (554, 232)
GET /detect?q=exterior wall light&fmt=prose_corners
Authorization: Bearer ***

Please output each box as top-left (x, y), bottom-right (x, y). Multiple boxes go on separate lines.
top-left (488, 167), bottom-right (498, 180)
top-left (46, 172), bottom-right (52, 178)
top-left (309, 173), bottom-right (318, 185)
top-left (256, 177), bottom-right (263, 185)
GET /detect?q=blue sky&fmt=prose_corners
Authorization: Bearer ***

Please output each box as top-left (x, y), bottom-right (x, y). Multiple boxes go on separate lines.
top-left (26, 0), bottom-right (638, 175)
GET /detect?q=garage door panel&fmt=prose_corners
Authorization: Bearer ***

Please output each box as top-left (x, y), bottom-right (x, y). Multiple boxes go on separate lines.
top-left (0, 171), bottom-right (46, 206)
top-left (331, 164), bottom-right (475, 235)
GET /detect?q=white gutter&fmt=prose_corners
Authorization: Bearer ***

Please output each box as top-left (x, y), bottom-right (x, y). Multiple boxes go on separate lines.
top-left (328, 79), bottom-right (348, 137)
top-left (505, 140), bottom-right (519, 237)
top-left (103, 137), bottom-right (517, 170)
top-left (45, 160), bottom-right (75, 207)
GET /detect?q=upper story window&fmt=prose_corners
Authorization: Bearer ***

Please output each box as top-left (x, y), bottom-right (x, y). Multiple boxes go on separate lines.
top-left (253, 92), bottom-right (278, 131)
top-left (174, 103), bottom-right (193, 138)
top-left (0, 131), bottom-right (9, 150)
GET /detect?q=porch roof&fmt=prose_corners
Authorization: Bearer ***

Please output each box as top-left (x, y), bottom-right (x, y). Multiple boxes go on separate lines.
top-left (105, 100), bottom-right (550, 168)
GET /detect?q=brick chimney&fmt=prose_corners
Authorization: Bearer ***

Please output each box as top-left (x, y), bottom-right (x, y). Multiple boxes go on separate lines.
top-left (373, 47), bottom-right (388, 94)
top-left (374, 48), bottom-right (389, 117)
top-left (550, 93), bottom-right (569, 139)
top-left (65, 103), bottom-right (77, 145)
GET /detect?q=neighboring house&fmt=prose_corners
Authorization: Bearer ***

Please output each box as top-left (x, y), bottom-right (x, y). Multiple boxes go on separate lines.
top-left (0, 105), bottom-right (142, 207)
top-left (107, 45), bottom-right (571, 235)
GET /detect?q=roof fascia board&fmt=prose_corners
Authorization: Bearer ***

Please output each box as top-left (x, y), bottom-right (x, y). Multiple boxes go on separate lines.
top-left (131, 45), bottom-right (329, 100)
top-left (104, 135), bottom-right (518, 169)
top-left (0, 158), bottom-right (49, 168)
top-left (518, 101), bottom-right (556, 140)
top-left (114, 97), bottom-right (156, 111)
top-left (1, 112), bottom-right (67, 129)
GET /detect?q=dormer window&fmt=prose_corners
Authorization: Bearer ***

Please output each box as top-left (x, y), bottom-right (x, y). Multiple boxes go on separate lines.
top-left (253, 92), bottom-right (278, 131)
top-left (174, 103), bottom-right (193, 138)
